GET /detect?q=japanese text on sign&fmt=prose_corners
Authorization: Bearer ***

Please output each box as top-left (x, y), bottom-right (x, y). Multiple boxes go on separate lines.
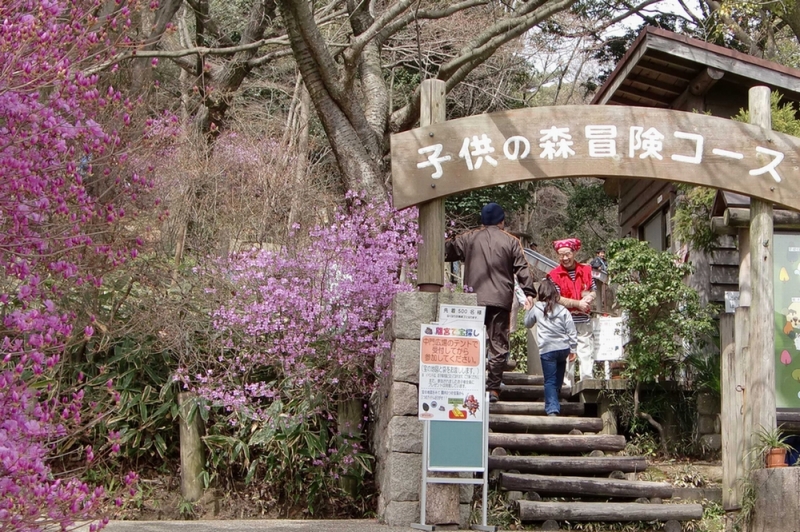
top-left (416, 125), bottom-right (784, 182)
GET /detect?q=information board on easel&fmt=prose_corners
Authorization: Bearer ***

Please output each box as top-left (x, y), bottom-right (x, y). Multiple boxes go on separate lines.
top-left (412, 305), bottom-right (496, 532)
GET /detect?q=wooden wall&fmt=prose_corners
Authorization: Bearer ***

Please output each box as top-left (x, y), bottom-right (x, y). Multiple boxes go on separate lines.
top-left (617, 178), bottom-right (674, 238)
top-left (616, 179), bottom-right (736, 306)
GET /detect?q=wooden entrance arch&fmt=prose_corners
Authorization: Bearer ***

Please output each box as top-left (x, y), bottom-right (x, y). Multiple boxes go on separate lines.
top-left (389, 80), bottom-right (800, 514)
top-left (390, 105), bottom-right (800, 211)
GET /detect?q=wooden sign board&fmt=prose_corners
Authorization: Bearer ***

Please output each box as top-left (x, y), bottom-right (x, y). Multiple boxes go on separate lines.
top-left (390, 106), bottom-right (800, 211)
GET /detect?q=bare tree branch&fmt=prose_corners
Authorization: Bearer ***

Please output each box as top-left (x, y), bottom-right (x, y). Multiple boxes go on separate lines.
top-left (376, 0), bottom-right (489, 45)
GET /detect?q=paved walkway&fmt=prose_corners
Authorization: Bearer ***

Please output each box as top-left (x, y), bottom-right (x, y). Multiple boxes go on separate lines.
top-left (102, 520), bottom-right (468, 532)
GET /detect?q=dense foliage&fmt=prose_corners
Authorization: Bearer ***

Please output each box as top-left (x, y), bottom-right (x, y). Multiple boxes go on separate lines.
top-left (608, 238), bottom-right (717, 382)
top-left (0, 1), bottom-right (149, 528)
top-left (606, 238), bottom-right (717, 453)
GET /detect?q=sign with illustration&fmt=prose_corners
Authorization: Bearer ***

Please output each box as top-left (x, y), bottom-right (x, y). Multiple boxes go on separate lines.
top-left (391, 106), bottom-right (800, 210)
top-left (773, 233), bottom-right (800, 410)
top-left (418, 323), bottom-right (485, 422)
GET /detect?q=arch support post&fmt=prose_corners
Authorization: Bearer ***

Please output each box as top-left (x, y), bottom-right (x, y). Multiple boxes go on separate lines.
top-left (417, 80), bottom-right (446, 293)
top-left (743, 86), bottom-right (777, 474)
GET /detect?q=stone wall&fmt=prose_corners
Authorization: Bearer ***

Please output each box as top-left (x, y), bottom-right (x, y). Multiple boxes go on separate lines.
top-left (696, 391), bottom-right (721, 454)
top-left (372, 291), bottom-right (478, 527)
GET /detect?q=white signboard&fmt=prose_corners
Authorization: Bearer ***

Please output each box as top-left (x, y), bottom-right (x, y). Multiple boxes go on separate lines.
top-left (725, 291), bottom-right (740, 313)
top-left (438, 304), bottom-right (485, 325)
top-left (419, 323), bottom-right (485, 422)
top-left (593, 316), bottom-right (626, 361)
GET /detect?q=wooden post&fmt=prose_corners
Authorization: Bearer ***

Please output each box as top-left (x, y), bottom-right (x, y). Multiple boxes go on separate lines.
top-left (721, 312), bottom-right (745, 510)
top-left (417, 80), bottom-right (446, 292)
top-left (179, 392), bottom-right (205, 502)
top-left (744, 85), bottom-right (776, 457)
top-left (337, 398), bottom-right (362, 497)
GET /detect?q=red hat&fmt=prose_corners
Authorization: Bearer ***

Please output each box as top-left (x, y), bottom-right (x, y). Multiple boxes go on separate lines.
top-left (553, 238), bottom-right (581, 252)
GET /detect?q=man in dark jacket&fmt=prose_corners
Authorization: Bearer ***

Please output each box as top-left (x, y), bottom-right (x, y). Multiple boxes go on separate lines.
top-left (445, 203), bottom-right (537, 402)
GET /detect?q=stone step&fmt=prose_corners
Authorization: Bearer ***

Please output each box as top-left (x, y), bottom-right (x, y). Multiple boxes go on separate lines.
top-left (517, 500), bottom-right (704, 523)
top-left (489, 401), bottom-right (584, 416)
top-left (489, 414), bottom-right (603, 434)
top-left (489, 455), bottom-right (647, 475)
top-left (502, 472), bottom-right (674, 499)
top-left (489, 433), bottom-right (626, 453)
top-left (500, 384), bottom-right (571, 401)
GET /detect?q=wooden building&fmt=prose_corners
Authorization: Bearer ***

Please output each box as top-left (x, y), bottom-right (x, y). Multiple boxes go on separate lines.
top-left (592, 27), bottom-right (800, 305)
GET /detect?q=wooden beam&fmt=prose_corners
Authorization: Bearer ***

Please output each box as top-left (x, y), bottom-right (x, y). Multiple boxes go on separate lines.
top-left (499, 384), bottom-right (571, 401)
top-left (518, 501), bottom-right (704, 522)
top-left (488, 433), bottom-right (626, 453)
top-left (631, 63), bottom-right (694, 85)
top-left (489, 414), bottom-right (603, 434)
top-left (670, 67), bottom-right (724, 111)
top-left (711, 216), bottom-right (738, 235)
top-left (501, 473), bottom-right (674, 499)
top-left (489, 401), bottom-right (584, 416)
top-left (616, 85), bottom-right (670, 106)
top-left (488, 455), bottom-right (647, 475)
top-left (627, 71), bottom-right (685, 94)
top-left (724, 207), bottom-right (800, 229)
top-left (744, 85), bottom-right (777, 471)
top-left (416, 79), bottom-right (446, 291)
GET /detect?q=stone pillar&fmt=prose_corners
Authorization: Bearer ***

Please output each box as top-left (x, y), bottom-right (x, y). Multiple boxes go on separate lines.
top-left (373, 291), bottom-right (478, 527)
top-left (696, 391), bottom-right (721, 455)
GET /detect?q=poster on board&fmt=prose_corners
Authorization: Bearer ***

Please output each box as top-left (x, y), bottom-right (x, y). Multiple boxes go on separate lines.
top-left (418, 323), bottom-right (485, 422)
top-left (773, 233), bottom-right (800, 410)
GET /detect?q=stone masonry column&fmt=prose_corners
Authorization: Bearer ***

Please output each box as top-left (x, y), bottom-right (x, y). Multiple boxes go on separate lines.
top-left (373, 291), bottom-right (478, 527)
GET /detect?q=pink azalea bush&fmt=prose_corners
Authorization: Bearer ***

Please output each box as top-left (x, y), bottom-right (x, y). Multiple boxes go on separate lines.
top-left (182, 193), bottom-right (419, 413)
top-left (175, 194), bottom-right (418, 508)
top-left (0, 1), bottom-right (151, 529)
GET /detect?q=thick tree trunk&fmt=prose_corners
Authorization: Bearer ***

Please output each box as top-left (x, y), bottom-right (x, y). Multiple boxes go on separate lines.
top-left (278, 0), bottom-right (388, 202)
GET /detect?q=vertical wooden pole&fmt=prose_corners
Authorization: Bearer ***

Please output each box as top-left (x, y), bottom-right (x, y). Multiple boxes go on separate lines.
top-left (179, 392), bottom-right (205, 502)
top-left (744, 85), bottom-right (776, 459)
top-left (337, 398), bottom-right (363, 497)
top-left (721, 312), bottom-right (745, 511)
top-left (417, 80), bottom-right (446, 292)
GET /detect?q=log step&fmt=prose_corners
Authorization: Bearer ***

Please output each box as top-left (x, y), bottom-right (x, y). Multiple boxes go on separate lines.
top-left (502, 472), bottom-right (674, 499)
top-left (489, 401), bottom-right (584, 416)
top-left (500, 384), bottom-right (571, 400)
top-left (489, 433), bottom-right (626, 453)
top-left (518, 500), bottom-right (704, 522)
top-left (489, 414), bottom-right (603, 434)
top-left (488, 455), bottom-right (647, 475)
top-left (502, 373), bottom-right (544, 385)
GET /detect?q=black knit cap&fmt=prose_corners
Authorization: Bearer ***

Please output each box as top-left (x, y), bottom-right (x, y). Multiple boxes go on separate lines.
top-left (480, 203), bottom-right (505, 226)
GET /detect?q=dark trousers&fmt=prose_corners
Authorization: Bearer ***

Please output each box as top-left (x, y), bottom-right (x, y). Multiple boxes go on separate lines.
top-left (485, 306), bottom-right (510, 391)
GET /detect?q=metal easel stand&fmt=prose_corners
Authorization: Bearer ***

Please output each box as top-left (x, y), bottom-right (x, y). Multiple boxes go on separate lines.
top-left (411, 392), bottom-right (496, 532)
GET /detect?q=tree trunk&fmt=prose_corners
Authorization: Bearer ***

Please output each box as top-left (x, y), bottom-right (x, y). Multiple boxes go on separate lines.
top-left (278, 0), bottom-right (388, 202)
